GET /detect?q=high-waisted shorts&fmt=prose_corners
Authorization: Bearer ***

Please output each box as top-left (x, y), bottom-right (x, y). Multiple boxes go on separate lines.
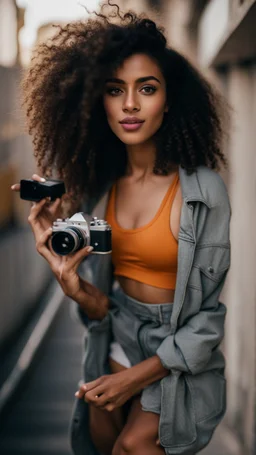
top-left (109, 281), bottom-right (174, 414)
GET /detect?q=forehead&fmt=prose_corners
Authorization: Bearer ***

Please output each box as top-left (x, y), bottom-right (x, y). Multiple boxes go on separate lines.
top-left (113, 53), bottom-right (164, 80)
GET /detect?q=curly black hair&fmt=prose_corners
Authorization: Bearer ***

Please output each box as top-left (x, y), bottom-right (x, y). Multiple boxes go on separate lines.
top-left (21, 0), bottom-right (229, 209)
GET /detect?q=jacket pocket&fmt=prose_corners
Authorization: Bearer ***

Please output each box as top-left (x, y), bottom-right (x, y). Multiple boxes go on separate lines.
top-left (193, 245), bottom-right (230, 298)
top-left (159, 369), bottom-right (226, 453)
top-left (186, 369), bottom-right (226, 423)
top-left (159, 373), bottom-right (197, 449)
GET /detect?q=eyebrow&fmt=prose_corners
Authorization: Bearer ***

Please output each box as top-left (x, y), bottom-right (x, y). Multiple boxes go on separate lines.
top-left (105, 76), bottom-right (161, 84)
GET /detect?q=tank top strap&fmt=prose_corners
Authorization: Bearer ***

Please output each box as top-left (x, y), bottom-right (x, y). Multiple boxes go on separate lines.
top-left (156, 171), bottom-right (179, 219)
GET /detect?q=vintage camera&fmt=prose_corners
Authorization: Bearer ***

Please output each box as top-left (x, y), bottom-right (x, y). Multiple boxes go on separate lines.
top-left (20, 179), bottom-right (66, 202)
top-left (51, 213), bottom-right (112, 256)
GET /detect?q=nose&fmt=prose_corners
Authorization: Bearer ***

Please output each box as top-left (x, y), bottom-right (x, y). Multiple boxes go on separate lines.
top-left (122, 89), bottom-right (140, 113)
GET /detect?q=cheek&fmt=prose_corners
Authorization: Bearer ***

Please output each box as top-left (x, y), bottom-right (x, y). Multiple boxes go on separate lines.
top-left (147, 95), bottom-right (167, 120)
top-left (103, 97), bottom-right (117, 122)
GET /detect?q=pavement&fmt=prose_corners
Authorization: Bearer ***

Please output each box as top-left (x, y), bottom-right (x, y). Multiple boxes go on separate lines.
top-left (0, 294), bottom-right (235, 455)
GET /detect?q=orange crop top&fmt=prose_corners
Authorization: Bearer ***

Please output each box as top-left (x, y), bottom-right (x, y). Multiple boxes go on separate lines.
top-left (105, 172), bottom-right (179, 289)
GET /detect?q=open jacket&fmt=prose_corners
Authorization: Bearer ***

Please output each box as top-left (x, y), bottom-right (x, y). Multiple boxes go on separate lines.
top-left (69, 165), bottom-right (231, 455)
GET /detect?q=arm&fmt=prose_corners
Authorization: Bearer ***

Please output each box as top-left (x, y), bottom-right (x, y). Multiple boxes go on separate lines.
top-left (152, 175), bottom-right (231, 376)
top-left (75, 192), bottom-right (114, 327)
top-left (75, 253), bottom-right (113, 328)
top-left (11, 175), bottom-right (109, 323)
top-left (156, 276), bottom-right (228, 375)
top-left (76, 259), bottom-right (229, 411)
top-left (154, 187), bottom-right (231, 376)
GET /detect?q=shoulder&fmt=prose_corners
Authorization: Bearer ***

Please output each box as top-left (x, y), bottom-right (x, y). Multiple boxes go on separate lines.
top-left (189, 167), bottom-right (231, 245)
top-left (180, 165), bottom-right (231, 211)
top-left (196, 165), bottom-right (226, 191)
top-left (195, 166), bottom-right (230, 210)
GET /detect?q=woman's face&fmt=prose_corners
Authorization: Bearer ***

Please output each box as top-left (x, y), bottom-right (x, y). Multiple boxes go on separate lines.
top-left (103, 53), bottom-right (168, 146)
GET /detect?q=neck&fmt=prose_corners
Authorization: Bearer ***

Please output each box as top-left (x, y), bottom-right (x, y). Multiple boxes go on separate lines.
top-left (125, 140), bottom-right (156, 181)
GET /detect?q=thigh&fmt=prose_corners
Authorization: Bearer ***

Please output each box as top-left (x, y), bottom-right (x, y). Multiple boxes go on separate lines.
top-left (89, 359), bottom-right (132, 455)
top-left (112, 395), bottom-right (164, 454)
top-left (89, 404), bottom-right (125, 455)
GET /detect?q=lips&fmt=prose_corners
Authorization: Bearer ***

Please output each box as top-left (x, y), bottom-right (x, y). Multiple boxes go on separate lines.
top-left (119, 117), bottom-right (145, 132)
top-left (119, 117), bottom-right (144, 124)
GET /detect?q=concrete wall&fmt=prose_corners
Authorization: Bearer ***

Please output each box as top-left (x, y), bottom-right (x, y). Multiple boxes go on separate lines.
top-left (223, 63), bottom-right (256, 454)
top-left (193, 1), bottom-right (256, 453)
top-left (118, 0), bottom-right (197, 60)
top-left (0, 1), bottom-right (51, 349)
top-left (0, 0), bottom-right (17, 67)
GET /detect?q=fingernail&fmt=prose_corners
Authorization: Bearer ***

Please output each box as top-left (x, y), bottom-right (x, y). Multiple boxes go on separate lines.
top-left (41, 178), bottom-right (46, 182)
top-left (11, 185), bottom-right (15, 189)
top-left (86, 246), bottom-right (94, 252)
top-left (75, 392), bottom-right (79, 397)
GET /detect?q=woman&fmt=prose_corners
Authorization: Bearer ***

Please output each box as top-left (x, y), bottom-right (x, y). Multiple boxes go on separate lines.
top-left (11, 2), bottom-right (231, 455)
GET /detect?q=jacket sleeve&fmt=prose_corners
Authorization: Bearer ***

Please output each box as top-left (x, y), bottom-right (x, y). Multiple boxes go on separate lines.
top-left (156, 274), bottom-right (228, 375)
top-left (75, 253), bottom-right (114, 330)
top-left (157, 169), bottom-right (231, 375)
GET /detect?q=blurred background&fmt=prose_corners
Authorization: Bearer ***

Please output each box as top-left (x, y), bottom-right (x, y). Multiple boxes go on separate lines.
top-left (0, 0), bottom-right (255, 454)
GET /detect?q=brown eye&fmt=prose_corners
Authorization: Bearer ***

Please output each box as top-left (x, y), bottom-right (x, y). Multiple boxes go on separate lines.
top-left (106, 87), bottom-right (122, 96)
top-left (141, 86), bottom-right (157, 94)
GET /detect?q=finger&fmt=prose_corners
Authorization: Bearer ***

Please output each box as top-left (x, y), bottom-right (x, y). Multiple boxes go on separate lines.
top-left (80, 377), bottom-right (103, 393)
top-left (66, 245), bottom-right (94, 270)
top-left (32, 174), bottom-right (46, 182)
top-left (84, 386), bottom-right (105, 406)
top-left (75, 384), bottom-right (87, 399)
top-left (30, 198), bottom-right (49, 208)
top-left (47, 235), bottom-right (59, 256)
top-left (75, 380), bottom-right (99, 400)
top-left (35, 227), bottom-right (55, 263)
top-left (75, 390), bottom-right (85, 399)
top-left (28, 198), bottom-right (48, 224)
top-left (11, 183), bottom-right (20, 191)
top-left (103, 403), bottom-right (115, 412)
top-left (48, 197), bottom-right (61, 214)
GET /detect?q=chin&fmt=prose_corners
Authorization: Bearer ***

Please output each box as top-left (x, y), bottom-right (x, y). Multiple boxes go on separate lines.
top-left (121, 138), bottom-right (146, 145)
top-left (118, 134), bottom-right (154, 146)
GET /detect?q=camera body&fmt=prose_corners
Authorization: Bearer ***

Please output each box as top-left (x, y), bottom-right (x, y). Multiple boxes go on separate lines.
top-left (51, 213), bottom-right (112, 256)
top-left (20, 179), bottom-right (66, 202)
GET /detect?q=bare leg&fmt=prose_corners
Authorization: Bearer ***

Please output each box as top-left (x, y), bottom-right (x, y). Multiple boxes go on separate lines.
top-left (89, 358), bottom-right (130, 455)
top-left (89, 404), bottom-right (124, 455)
top-left (112, 395), bottom-right (165, 455)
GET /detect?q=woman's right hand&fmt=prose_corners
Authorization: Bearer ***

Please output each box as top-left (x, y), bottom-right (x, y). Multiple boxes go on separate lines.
top-left (11, 174), bottom-right (63, 228)
top-left (11, 174), bottom-right (109, 320)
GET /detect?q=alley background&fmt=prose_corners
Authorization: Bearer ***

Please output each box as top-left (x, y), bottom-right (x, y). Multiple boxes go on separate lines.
top-left (0, 0), bottom-right (255, 454)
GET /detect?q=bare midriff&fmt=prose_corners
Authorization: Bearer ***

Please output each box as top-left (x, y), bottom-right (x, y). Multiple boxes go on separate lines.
top-left (116, 275), bottom-right (175, 304)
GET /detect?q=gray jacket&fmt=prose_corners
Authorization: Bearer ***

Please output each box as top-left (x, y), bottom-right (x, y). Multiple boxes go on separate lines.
top-left (69, 165), bottom-right (231, 455)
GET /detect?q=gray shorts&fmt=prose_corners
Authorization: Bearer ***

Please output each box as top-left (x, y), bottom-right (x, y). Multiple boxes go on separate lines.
top-left (109, 281), bottom-right (174, 414)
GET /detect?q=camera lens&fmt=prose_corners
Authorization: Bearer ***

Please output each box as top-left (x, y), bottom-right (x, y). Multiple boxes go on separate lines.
top-left (51, 227), bottom-right (87, 255)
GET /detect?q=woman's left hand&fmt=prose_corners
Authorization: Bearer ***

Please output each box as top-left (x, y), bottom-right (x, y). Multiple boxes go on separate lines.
top-left (75, 371), bottom-right (140, 411)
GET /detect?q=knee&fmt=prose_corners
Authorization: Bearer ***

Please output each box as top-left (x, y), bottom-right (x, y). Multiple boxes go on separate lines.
top-left (112, 431), bottom-right (141, 454)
